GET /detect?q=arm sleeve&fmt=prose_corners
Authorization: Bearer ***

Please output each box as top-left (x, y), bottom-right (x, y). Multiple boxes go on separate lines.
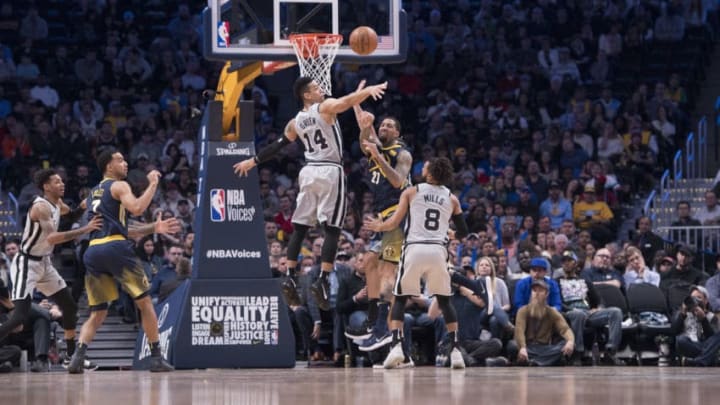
top-left (451, 214), bottom-right (469, 240)
top-left (450, 272), bottom-right (476, 291)
top-left (64, 205), bottom-right (86, 224)
top-left (254, 135), bottom-right (292, 164)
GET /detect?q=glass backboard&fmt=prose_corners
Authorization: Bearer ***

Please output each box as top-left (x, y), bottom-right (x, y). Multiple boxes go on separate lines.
top-left (204, 0), bottom-right (407, 63)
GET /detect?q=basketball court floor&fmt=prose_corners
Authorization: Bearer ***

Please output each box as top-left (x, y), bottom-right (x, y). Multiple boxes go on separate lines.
top-left (4, 367), bottom-right (717, 405)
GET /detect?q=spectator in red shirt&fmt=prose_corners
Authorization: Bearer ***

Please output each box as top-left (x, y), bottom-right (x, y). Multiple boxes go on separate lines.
top-left (274, 194), bottom-right (294, 237)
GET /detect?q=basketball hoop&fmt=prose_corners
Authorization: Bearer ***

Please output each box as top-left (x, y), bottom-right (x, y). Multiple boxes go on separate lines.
top-left (289, 33), bottom-right (343, 96)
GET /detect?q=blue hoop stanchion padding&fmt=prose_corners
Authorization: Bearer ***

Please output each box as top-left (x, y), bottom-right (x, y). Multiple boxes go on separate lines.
top-left (133, 100), bottom-right (295, 369)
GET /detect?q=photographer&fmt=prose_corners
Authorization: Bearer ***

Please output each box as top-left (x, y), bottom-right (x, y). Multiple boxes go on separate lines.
top-left (671, 286), bottom-right (720, 366)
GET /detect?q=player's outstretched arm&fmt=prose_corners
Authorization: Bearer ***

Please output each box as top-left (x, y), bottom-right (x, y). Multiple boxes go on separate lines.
top-left (111, 170), bottom-right (160, 216)
top-left (128, 213), bottom-right (182, 239)
top-left (234, 119), bottom-right (298, 177)
top-left (352, 81), bottom-right (380, 148)
top-left (363, 186), bottom-right (415, 232)
top-left (319, 81), bottom-right (387, 115)
top-left (32, 203), bottom-right (103, 246)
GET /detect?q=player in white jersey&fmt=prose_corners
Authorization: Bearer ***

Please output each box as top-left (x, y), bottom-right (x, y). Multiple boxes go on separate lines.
top-left (364, 157), bottom-right (470, 369)
top-left (0, 169), bottom-right (102, 371)
top-left (234, 77), bottom-right (387, 311)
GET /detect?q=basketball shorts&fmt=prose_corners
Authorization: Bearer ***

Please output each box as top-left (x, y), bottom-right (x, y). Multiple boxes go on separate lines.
top-left (369, 207), bottom-right (404, 263)
top-left (83, 239), bottom-right (150, 308)
top-left (394, 243), bottom-right (451, 297)
top-left (293, 163), bottom-right (346, 229)
top-left (10, 253), bottom-right (67, 301)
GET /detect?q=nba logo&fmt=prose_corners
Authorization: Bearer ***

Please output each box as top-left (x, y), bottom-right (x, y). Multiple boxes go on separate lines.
top-left (210, 189), bottom-right (225, 222)
top-left (217, 21), bottom-right (230, 48)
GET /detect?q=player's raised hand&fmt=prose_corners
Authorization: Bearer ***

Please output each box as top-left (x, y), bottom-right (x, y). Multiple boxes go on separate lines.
top-left (84, 215), bottom-right (103, 233)
top-left (362, 140), bottom-right (380, 158)
top-left (359, 111), bottom-right (375, 130)
top-left (366, 82), bottom-right (387, 101)
top-left (154, 212), bottom-right (182, 235)
top-left (363, 213), bottom-right (385, 232)
top-left (355, 79), bottom-right (366, 92)
top-left (233, 158), bottom-right (256, 177)
top-left (146, 170), bottom-right (162, 186)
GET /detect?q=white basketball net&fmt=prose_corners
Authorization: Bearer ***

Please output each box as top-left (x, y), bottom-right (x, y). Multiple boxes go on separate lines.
top-left (289, 34), bottom-right (343, 96)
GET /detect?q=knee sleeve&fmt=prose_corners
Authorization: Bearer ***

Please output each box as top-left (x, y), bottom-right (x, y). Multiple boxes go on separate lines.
top-left (320, 225), bottom-right (341, 264)
top-left (391, 296), bottom-right (408, 322)
top-left (0, 296), bottom-right (31, 338)
top-left (50, 287), bottom-right (78, 331)
top-left (436, 296), bottom-right (457, 324)
top-left (286, 223), bottom-right (310, 262)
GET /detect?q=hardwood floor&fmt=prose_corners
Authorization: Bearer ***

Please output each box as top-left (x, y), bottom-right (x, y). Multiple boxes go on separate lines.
top-left (3, 366), bottom-right (718, 405)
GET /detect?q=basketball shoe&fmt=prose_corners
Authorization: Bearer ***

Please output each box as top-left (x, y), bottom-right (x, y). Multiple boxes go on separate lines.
top-left (63, 353), bottom-right (98, 372)
top-left (310, 277), bottom-right (331, 311)
top-left (450, 348), bottom-right (465, 369)
top-left (383, 343), bottom-right (405, 369)
top-left (344, 320), bottom-right (373, 340)
top-left (281, 278), bottom-right (302, 306)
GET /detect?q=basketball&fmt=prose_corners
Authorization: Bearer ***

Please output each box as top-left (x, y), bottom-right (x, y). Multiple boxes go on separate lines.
top-left (349, 26), bottom-right (378, 55)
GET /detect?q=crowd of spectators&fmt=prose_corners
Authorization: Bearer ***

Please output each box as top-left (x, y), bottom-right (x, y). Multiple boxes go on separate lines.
top-left (258, 0), bottom-right (720, 366)
top-left (0, 0), bottom-right (719, 369)
top-left (0, 0), bottom-right (210, 371)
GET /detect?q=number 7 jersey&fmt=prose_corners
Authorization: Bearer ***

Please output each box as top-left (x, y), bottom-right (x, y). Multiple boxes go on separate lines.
top-left (294, 103), bottom-right (343, 165)
top-left (86, 178), bottom-right (129, 240)
top-left (405, 183), bottom-right (453, 245)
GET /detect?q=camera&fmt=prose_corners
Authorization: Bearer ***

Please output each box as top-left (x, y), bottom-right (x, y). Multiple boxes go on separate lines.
top-left (684, 295), bottom-right (701, 310)
top-left (202, 89), bottom-right (217, 100)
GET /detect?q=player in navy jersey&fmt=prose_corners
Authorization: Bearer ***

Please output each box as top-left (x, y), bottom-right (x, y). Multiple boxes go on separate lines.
top-left (67, 148), bottom-right (180, 373)
top-left (345, 108), bottom-right (413, 354)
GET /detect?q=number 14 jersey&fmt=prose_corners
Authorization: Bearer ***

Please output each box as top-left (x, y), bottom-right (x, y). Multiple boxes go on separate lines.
top-left (405, 183), bottom-right (453, 245)
top-left (294, 103), bottom-right (343, 165)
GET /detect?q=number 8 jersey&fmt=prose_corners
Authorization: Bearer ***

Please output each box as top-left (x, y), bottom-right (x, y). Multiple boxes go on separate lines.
top-left (294, 103), bottom-right (343, 165)
top-left (404, 183), bottom-right (453, 245)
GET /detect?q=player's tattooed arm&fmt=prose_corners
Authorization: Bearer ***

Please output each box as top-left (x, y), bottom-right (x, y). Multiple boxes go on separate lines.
top-left (128, 214), bottom-right (182, 239)
top-left (362, 143), bottom-right (411, 189)
top-left (32, 203), bottom-right (102, 245)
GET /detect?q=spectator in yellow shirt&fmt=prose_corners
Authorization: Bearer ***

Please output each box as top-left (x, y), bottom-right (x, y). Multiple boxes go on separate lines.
top-left (573, 183), bottom-right (614, 245)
